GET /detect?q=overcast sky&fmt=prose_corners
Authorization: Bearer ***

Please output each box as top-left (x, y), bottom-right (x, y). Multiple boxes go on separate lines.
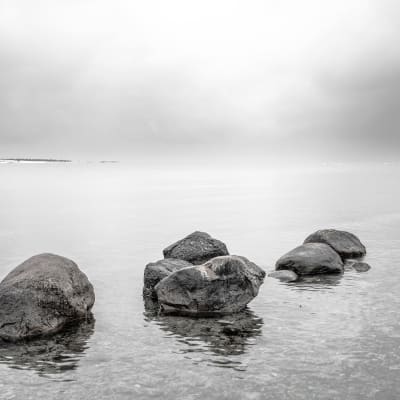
top-left (0, 0), bottom-right (399, 161)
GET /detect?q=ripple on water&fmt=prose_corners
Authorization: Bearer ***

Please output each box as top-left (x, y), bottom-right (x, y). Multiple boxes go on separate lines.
top-left (0, 319), bottom-right (95, 381)
top-left (143, 301), bottom-right (263, 370)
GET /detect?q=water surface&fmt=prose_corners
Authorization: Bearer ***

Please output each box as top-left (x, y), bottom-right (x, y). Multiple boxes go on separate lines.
top-left (0, 162), bottom-right (399, 399)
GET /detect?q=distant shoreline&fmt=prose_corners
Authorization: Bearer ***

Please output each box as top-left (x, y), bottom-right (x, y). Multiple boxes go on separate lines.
top-left (0, 158), bottom-right (72, 163)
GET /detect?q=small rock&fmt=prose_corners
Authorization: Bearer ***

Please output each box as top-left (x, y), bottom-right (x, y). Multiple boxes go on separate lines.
top-left (351, 262), bottom-right (371, 272)
top-left (276, 243), bottom-right (344, 275)
top-left (304, 229), bottom-right (366, 260)
top-left (268, 270), bottom-right (298, 282)
top-left (163, 231), bottom-right (229, 265)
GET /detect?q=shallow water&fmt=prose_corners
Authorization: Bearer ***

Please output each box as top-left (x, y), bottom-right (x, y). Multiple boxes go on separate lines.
top-left (0, 162), bottom-right (399, 399)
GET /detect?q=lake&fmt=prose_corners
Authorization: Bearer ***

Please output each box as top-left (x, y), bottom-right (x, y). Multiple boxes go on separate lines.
top-left (0, 161), bottom-right (399, 399)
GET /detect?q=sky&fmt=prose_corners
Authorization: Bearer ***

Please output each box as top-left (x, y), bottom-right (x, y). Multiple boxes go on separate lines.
top-left (0, 0), bottom-right (399, 161)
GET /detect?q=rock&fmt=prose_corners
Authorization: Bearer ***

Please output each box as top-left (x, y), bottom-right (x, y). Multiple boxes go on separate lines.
top-left (0, 253), bottom-right (95, 342)
top-left (143, 258), bottom-right (192, 299)
top-left (155, 255), bottom-right (265, 316)
top-left (163, 231), bottom-right (229, 265)
top-left (268, 270), bottom-right (298, 282)
top-left (351, 261), bottom-right (371, 272)
top-left (275, 243), bottom-right (344, 275)
top-left (304, 229), bottom-right (366, 260)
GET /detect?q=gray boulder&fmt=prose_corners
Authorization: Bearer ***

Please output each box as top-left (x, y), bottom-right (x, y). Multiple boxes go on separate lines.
top-left (276, 243), bottom-right (344, 275)
top-left (143, 258), bottom-right (192, 298)
top-left (163, 231), bottom-right (229, 265)
top-left (304, 229), bottom-right (366, 260)
top-left (155, 255), bottom-right (265, 316)
top-left (268, 270), bottom-right (298, 282)
top-left (0, 253), bottom-right (95, 342)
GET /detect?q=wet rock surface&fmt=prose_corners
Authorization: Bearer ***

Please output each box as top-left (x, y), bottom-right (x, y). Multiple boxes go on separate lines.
top-left (0, 253), bottom-right (95, 342)
top-left (155, 255), bottom-right (265, 316)
top-left (163, 231), bottom-right (229, 265)
top-left (304, 229), bottom-right (366, 260)
top-left (276, 243), bottom-right (344, 275)
top-left (143, 258), bottom-right (192, 298)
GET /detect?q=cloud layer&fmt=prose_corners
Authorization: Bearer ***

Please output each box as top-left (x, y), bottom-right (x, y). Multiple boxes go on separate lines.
top-left (1, 0), bottom-right (399, 160)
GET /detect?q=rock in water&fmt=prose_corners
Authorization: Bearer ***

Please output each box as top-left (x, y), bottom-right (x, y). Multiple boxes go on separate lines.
top-left (143, 258), bottom-right (192, 298)
top-left (155, 255), bottom-right (265, 316)
top-left (268, 270), bottom-right (298, 282)
top-left (163, 231), bottom-right (229, 265)
top-left (276, 243), bottom-right (344, 275)
top-left (0, 253), bottom-right (95, 342)
top-left (351, 261), bottom-right (371, 272)
top-left (304, 229), bottom-right (366, 260)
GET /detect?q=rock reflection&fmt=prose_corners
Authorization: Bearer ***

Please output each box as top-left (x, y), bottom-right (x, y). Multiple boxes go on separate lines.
top-left (144, 298), bottom-right (263, 369)
top-left (0, 319), bottom-right (95, 379)
top-left (285, 273), bottom-right (344, 291)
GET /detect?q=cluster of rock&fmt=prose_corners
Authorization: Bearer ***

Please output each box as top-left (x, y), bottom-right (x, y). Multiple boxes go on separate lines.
top-left (143, 231), bottom-right (266, 316)
top-left (270, 229), bottom-right (370, 282)
top-left (0, 228), bottom-right (370, 343)
top-left (0, 253), bottom-right (95, 342)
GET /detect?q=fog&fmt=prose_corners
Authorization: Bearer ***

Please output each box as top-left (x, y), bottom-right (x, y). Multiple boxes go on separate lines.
top-left (1, 0), bottom-right (399, 162)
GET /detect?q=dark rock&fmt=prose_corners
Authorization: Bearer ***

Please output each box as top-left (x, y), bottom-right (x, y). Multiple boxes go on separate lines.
top-left (276, 243), bottom-right (344, 275)
top-left (268, 270), bottom-right (298, 282)
top-left (304, 229), bottom-right (366, 260)
top-left (143, 258), bottom-right (192, 299)
top-left (351, 261), bottom-right (371, 272)
top-left (155, 255), bottom-right (265, 316)
top-left (0, 253), bottom-right (95, 342)
top-left (163, 231), bottom-right (229, 265)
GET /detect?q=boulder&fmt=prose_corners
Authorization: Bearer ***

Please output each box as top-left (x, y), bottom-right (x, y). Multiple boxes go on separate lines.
top-left (155, 255), bottom-right (265, 316)
top-left (351, 261), bottom-right (371, 272)
top-left (304, 229), bottom-right (366, 260)
top-left (0, 253), bottom-right (95, 342)
top-left (275, 243), bottom-right (344, 275)
top-left (268, 270), bottom-right (298, 282)
top-left (163, 231), bottom-right (229, 265)
top-left (143, 258), bottom-right (192, 298)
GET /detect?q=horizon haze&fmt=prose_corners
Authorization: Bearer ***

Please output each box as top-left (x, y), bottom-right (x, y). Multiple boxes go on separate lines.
top-left (1, 0), bottom-right (400, 162)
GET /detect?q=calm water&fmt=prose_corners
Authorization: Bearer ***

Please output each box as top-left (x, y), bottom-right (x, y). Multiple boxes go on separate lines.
top-left (0, 162), bottom-right (399, 399)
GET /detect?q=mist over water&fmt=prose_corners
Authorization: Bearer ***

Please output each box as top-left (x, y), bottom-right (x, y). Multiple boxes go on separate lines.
top-left (0, 162), bottom-right (400, 399)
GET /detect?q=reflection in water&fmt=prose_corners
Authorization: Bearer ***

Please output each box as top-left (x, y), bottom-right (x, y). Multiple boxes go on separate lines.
top-left (285, 273), bottom-right (344, 291)
top-left (144, 298), bottom-right (263, 370)
top-left (0, 319), bottom-right (95, 380)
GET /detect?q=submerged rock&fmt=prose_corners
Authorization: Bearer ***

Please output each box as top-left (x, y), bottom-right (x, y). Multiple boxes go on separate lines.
top-left (276, 243), bottom-right (344, 275)
top-left (351, 261), bottom-right (371, 272)
top-left (0, 253), bottom-right (95, 342)
top-left (155, 255), bottom-right (265, 316)
top-left (268, 270), bottom-right (298, 282)
top-left (143, 258), bottom-right (192, 298)
top-left (163, 231), bottom-right (229, 265)
top-left (304, 229), bottom-right (366, 260)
